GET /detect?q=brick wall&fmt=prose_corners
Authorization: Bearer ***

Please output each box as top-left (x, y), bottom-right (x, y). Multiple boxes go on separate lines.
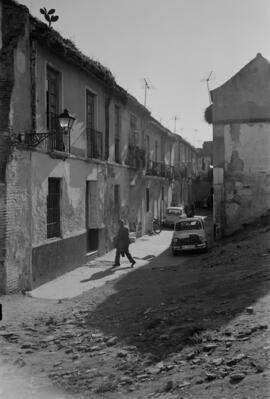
top-left (0, 1), bottom-right (30, 293)
top-left (5, 150), bottom-right (32, 292)
top-left (0, 182), bottom-right (6, 292)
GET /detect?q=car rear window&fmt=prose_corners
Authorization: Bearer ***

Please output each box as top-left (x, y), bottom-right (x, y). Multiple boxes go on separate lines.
top-left (166, 208), bottom-right (182, 215)
top-left (175, 220), bottom-right (202, 231)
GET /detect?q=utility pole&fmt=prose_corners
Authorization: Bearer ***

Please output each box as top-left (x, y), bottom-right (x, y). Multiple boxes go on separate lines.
top-left (144, 78), bottom-right (150, 107)
top-left (201, 71), bottom-right (214, 104)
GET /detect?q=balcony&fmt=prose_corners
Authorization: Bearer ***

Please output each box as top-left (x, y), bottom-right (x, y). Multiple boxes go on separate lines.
top-left (20, 112), bottom-right (70, 153)
top-left (87, 128), bottom-right (103, 160)
top-left (125, 145), bottom-right (145, 169)
top-left (173, 162), bottom-right (199, 179)
top-left (146, 160), bottom-right (174, 179)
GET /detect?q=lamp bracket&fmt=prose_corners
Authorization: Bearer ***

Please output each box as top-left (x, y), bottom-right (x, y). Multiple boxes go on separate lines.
top-left (27, 132), bottom-right (52, 146)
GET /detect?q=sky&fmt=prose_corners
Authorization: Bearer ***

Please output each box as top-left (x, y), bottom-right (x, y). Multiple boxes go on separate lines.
top-left (18, 0), bottom-right (270, 148)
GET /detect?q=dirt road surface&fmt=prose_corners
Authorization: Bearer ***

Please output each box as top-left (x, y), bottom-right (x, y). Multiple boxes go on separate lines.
top-left (0, 215), bottom-right (270, 398)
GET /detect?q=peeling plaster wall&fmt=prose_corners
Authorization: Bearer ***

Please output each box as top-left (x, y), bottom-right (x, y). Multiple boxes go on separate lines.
top-left (31, 152), bottom-right (131, 257)
top-left (145, 125), bottom-right (162, 162)
top-left (32, 152), bottom-right (89, 247)
top-left (213, 124), bottom-right (226, 237)
top-left (129, 176), bottom-right (171, 235)
top-left (224, 123), bottom-right (270, 174)
top-left (107, 99), bottom-right (133, 164)
top-left (212, 55), bottom-right (270, 237)
top-left (223, 122), bottom-right (270, 234)
top-left (107, 98), bottom-right (129, 164)
top-left (31, 152), bottom-right (109, 286)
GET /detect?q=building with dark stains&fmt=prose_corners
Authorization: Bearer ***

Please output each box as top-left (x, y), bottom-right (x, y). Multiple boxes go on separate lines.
top-left (0, 0), bottom-right (198, 293)
top-left (208, 53), bottom-right (270, 238)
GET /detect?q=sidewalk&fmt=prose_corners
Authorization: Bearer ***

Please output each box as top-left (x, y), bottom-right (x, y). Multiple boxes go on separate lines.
top-left (29, 230), bottom-right (173, 300)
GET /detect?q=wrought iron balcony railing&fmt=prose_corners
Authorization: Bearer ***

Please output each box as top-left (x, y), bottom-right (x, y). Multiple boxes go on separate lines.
top-left (125, 145), bottom-right (145, 169)
top-left (146, 160), bottom-right (174, 179)
top-left (23, 130), bottom-right (69, 152)
top-left (21, 112), bottom-right (70, 153)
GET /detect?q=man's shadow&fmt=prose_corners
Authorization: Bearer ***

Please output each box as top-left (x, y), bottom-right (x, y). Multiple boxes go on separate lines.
top-left (80, 266), bottom-right (132, 283)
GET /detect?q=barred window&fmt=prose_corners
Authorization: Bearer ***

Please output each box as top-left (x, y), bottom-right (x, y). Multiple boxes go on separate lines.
top-left (47, 178), bottom-right (61, 238)
top-left (130, 114), bottom-right (138, 146)
top-left (114, 105), bottom-right (121, 163)
top-left (146, 187), bottom-right (150, 212)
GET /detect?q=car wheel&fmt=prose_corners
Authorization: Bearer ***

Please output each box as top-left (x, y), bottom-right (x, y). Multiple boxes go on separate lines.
top-left (172, 249), bottom-right (177, 256)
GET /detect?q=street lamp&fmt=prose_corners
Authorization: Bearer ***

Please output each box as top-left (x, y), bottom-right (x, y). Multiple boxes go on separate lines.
top-left (57, 109), bottom-right (75, 134)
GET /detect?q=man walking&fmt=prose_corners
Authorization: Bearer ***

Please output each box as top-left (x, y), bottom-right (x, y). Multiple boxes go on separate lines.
top-left (113, 220), bottom-right (136, 268)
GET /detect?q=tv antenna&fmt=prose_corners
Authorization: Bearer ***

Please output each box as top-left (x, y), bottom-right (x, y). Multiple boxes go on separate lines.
top-left (201, 71), bottom-right (215, 104)
top-left (172, 115), bottom-right (180, 133)
top-left (142, 78), bottom-right (155, 107)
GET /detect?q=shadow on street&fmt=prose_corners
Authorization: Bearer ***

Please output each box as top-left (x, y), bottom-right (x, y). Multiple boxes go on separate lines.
top-left (85, 225), bottom-right (270, 360)
top-left (80, 266), bottom-right (132, 282)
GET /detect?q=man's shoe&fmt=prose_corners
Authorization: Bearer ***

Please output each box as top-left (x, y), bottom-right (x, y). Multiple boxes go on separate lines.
top-left (130, 261), bottom-right (136, 268)
top-left (112, 263), bottom-right (120, 268)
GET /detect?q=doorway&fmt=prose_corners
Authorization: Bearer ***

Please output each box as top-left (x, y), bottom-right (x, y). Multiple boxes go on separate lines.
top-left (86, 181), bottom-right (99, 253)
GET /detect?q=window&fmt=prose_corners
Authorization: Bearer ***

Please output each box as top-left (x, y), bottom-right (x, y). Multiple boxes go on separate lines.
top-left (169, 144), bottom-right (172, 165)
top-left (184, 146), bottom-right (188, 163)
top-left (114, 105), bottom-right (121, 163)
top-left (146, 135), bottom-right (150, 160)
top-left (46, 67), bottom-right (64, 151)
top-left (175, 220), bottom-right (202, 231)
top-left (146, 187), bottom-right (150, 212)
top-left (166, 208), bottom-right (182, 215)
top-left (47, 178), bottom-right (61, 238)
top-left (188, 148), bottom-right (191, 162)
top-left (86, 90), bottom-right (102, 159)
top-left (154, 140), bottom-right (158, 161)
top-left (130, 114), bottom-right (137, 146)
top-left (178, 143), bottom-right (181, 163)
top-left (46, 67), bottom-right (60, 131)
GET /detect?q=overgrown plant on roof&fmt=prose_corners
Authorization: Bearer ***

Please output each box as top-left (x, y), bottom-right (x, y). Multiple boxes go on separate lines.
top-left (40, 7), bottom-right (59, 28)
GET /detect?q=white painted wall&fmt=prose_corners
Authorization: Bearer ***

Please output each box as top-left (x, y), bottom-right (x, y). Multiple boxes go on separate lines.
top-left (224, 123), bottom-right (270, 174)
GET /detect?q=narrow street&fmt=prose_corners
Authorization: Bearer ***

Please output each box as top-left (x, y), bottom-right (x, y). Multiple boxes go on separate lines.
top-left (1, 213), bottom-right (270, 398)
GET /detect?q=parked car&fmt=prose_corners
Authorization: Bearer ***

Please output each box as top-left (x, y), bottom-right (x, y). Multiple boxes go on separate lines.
top-left (162, 206), bottom-right (186, 228)
top-left (171, 217), bottom-right (208, 255)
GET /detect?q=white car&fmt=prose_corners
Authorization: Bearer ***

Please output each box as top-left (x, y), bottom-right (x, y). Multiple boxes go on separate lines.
top-left (171, 217), bottom-right (208, 255)
top-left (162, 206), bottom-right (186, 228)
